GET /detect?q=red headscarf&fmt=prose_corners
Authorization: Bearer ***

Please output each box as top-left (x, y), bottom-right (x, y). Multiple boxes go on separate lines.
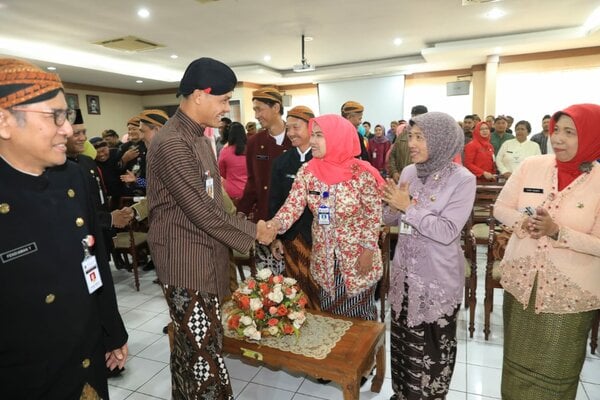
top-left (306, 114), bottom-right (386, 187)
top-left (549, 103), bottom-right (600, 191)
top-left (472, 121), bottom-right (494, 152)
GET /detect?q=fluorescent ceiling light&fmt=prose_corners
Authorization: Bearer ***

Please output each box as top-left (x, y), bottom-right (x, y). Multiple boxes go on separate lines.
top-left (484, 8), bottom-right (506, 20)
top-left (583, 6), bottom-right (600, 34)
top-left (136, 80), bottom-right (143, 83)
top-left (137, 8), bottom-right (150, 18)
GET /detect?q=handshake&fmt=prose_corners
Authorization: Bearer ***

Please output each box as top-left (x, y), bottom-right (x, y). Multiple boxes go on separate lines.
top-left (111, 207), bottom-right (135, 228)
top-left (256, 219), bottom-right (282, 246)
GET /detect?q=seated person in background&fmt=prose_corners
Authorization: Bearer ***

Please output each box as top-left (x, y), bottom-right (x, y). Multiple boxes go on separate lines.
top-left (368, 124), bottom-right (392, 177)
top-left (464, 121), bottom-right (497, 182)
top-left (496, 120), bottom-right (541, 179)
top-left (269, 114), bottom-right (385, 321)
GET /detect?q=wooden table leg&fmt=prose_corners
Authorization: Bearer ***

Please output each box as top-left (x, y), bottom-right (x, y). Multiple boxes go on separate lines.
top-left (342, 379), bottom-right (359, 400)
top-left (370, 341), bottom-right (385, 392)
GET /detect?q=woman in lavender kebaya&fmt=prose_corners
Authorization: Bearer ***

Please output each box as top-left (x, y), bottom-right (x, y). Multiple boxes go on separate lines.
top-left (383, 112), bottom-right (476, 400)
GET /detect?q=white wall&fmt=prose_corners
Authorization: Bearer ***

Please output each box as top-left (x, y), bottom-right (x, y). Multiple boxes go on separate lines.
top-left (318, 75), bottom-right (405, 130)
top-left (403, 75), bottom-right (473, 122)
top-left (496, 67), bottom-right (600, 133)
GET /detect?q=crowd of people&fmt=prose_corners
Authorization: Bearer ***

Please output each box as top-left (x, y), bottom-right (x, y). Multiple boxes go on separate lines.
top-left (2, 55), bottom-right (599, 400)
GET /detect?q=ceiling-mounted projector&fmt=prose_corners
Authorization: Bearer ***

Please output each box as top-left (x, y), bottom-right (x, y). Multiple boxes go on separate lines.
top-left (293, 63), bottom-right (316, 72)
top-left (293, 34), bottom-right (316, 73)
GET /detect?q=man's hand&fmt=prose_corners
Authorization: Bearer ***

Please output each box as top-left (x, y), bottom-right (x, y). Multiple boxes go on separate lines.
top-left (121, 148), bottom-right (139, 164)
top-left (270, 239), bottom-right (285, 260)
top-left (256, 220), bottom-right (277, 245)
top-left (112, 207), bottom-right (134, 228)
top-left (482, 171), bottom-right (496, 181)
top-left (502, 172), bottom-right (512, 179)
top-left (120, 170), bottom-right (136, 183)
top-left (105, 343), bottom-right (128, 371)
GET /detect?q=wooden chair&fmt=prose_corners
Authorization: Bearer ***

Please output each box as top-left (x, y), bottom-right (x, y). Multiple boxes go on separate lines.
top-left (112, 220), bottom-right (149, 291)
top-left (483, 206), bottom-right (512, 340)
top-left (590, 311), bottom-right (599, 354)
top-left (377, 226), bottom-right (391, 323)
top-left (232, 246), bottom-right (257, 281)
top-left (462, 212), bottom-right (477, 338)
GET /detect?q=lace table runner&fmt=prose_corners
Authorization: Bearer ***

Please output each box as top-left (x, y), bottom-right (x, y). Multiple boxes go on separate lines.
top-left (222, 303), bottom-right (353, 360)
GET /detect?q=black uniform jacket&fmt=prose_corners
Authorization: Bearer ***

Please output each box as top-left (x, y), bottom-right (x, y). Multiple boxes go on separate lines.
top-left (0, 158), bottom-right (128, 399)
top-left (268, 148), bottom-right (313, 245)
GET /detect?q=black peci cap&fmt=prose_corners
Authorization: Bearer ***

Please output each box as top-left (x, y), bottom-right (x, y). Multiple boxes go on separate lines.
top-left (176, 57), bottom-right (237, 97)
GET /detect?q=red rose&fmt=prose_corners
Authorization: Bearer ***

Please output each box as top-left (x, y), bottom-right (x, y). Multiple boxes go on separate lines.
top-left (255, 308), bottom-right (265, 320)
top-left (228, 314), bottom-right (241, 330)
top-left (298, 296), bottom-right (308, 307)
top-left (283, 323), bottom-right (294, 335)
top-left (259, 283), bottom-right (270, 296)
top-left (239, 295), bottom-right (250, 310)
top-left (267, 318), bottom-right (279, 326)
top-left (277, 304), bottom-right (288, 316)
top-left (247, 279), bottom-right (256, 290)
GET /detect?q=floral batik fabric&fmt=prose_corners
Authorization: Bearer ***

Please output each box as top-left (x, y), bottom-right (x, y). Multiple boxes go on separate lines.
top-left (163, 285), bottom-right (233, 400)
top-left (390, 284), bottom-right (459, 400)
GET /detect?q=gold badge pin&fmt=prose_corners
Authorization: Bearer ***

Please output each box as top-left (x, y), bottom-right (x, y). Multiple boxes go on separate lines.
top-left (67, 189), bottom-right (75, 198)
top-left (76, 217), bottom-right (84, 227)
top-left (430, 195), bottom-right (436, 202)
top-left (0, 203), bottom-right (9, 214)
top-left (577, 202), bottom-right (584, 209)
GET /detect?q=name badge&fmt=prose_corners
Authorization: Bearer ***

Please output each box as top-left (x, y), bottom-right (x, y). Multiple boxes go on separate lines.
top-left (318, 204), bottom-right (330, 225)
top-left (204, 170), bottom-right (214, 198)
top-left (82, 255), bottom-right (103, 294)
top-left (399, 221), bottom-right (413, 235)
top-left (256, 154), bottom-right (269, 161)
top-left (523, 187), bottom-right (543, 194)
top-left (309, 190), bottom-right (321, 196)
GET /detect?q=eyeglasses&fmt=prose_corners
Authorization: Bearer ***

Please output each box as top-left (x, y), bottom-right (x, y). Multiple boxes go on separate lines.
top-left (10, 107), bottom-right (76, 126)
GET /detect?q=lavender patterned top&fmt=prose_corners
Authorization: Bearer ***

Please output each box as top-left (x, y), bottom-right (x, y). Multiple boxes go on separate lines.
top-left (383, 163), bottom-right (476, 326)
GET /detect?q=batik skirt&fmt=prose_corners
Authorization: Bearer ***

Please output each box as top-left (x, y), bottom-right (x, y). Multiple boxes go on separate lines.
top-left (390, 285), bottom-right (459, 400)
top-left (163, 285), bottom-right (233, 400)
top-left (318, 259), bottom-right (377, 321)
top-left (502, 286), bottom-right (595, 400)
top-left (281, 235), bottom-right (321, 311)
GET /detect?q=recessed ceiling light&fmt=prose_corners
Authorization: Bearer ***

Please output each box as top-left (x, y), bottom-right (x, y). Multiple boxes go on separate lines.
top-left (484, 8), bottom-right (506, 20)
top-left (137, 8), bottom-right (150, 18)
top-left (136, 80), bottom-right (143, 84)
top-left (393, 38), bottom-right (403, 46)
top-left (170, 54), bottom-right (178, 59)
top-left (47, 66), bottom-right (57, 71)
top-left (263, 55), bottom-right (271, 62)
top-left (303, 36), bottom-right (314, 42)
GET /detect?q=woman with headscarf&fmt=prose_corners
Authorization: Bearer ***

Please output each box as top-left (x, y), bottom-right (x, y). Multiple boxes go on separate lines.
top-left (269, 114), bottom-right (385, 321)
top-left (464, 121), bottom-right (497, 181)
top-left (382, 112), bottom-right (476, 400)
top-left (368, 123), bottom-right (392, 177)
top-left (493, 104), bottom-right (600, 400)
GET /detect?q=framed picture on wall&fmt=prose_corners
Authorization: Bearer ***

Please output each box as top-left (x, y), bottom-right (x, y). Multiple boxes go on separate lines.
top-left (86, 95), bottom-right (101, 115)
top-left (65, 93), bottom-right (79, 110)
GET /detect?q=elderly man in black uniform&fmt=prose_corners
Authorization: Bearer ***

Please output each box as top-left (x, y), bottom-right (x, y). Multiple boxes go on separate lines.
top-left (268, 105), bottom-right (320, 309)
top-left (0, 58), bottom-right (128, 399)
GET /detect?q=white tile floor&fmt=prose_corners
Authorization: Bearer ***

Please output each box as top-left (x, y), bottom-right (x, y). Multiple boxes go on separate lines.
top-left (107, 248), bottom-right (600, 399)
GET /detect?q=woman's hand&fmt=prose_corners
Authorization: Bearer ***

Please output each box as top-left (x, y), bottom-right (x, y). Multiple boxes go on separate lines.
top-left (527, 207), bottom-right (559, 239)
top-left (383, 178), bottom-right (411, 212)
top-left (356, 247), bottom-right (374, 276)
top-left (120, 170), bottom-right (136, 183)
top-left (482, 171), bottom-right (496, 181)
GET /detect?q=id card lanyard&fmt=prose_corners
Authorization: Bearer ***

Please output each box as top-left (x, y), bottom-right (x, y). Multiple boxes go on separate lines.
top-left (81, 235), bottom-right (103, 294)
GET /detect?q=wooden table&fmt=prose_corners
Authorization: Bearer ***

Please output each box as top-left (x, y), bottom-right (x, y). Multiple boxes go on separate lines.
top-left (223, 311), bottom-right (386, 400)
